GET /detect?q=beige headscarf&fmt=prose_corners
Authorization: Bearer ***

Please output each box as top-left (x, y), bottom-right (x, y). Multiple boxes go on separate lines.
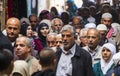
top-left (11, 60), bottom-right (30, 76)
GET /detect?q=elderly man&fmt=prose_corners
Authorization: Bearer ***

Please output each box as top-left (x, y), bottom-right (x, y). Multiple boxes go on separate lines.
top-left (46, 33), bottom-right (57, 52)
top-left (55, 34), bottom-right (63, 49)
top-left (14, 36), bottom-right (41, 75)
top-left (6, 17), bottom-right (20, 46)
top-left (83, 28), bottom-right (101, 65)
top-left (79, 28), bottom-right (88, 47)
top-left (56, 25), bottom-right (93, 76)
top-left (51, 18), bottom-right (63, 34)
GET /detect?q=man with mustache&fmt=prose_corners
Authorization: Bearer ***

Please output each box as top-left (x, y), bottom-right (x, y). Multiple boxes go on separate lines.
top-left (83, 28), bottom-right (101, 65)
top-left (56, 25), bottom-right (93, 76)
top-left (6, 17), bottom-right (20, 46)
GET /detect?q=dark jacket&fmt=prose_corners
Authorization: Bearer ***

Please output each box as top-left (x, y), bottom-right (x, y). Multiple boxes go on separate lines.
top-left (106, 65), bottom-right (120, 76)
top-left (0, 31), bottom-right (13, 53)
top-left (56, 44), bottom-right (93, 76)
top-left (32, 69), bottom-right (55, 76)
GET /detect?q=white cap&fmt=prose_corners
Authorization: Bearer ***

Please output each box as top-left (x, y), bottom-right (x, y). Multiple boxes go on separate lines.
top-left (96, 24), bottom-right (108, 31)
top-left (85, 23), bottom-right (96, 28)
top-left (102, 13), bottom-right (112, 18)
top-left (87, 17), bottom-right (95, 23)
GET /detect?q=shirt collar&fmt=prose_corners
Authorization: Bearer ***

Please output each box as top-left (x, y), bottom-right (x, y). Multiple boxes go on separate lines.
top-left (62, 44), bottom-right (76, 55)
top-left (88, 46), bottom-right (99, 53)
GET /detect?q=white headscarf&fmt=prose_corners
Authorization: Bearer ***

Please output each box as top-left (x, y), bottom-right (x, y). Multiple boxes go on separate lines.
top-left (112, 52), bottom-right (120, 66)
top-left (11, 60), bottom-right (30, 76)
top-left (100, 43), bottom-right (116, 75)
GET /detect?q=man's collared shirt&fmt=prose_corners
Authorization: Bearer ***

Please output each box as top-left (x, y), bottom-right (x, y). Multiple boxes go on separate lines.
top-left (56, 44), bottom-right (76, 76)
top-left (83, 45), bottom-right (102, 65)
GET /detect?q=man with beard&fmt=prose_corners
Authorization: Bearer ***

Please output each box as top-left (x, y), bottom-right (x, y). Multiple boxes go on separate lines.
top-left (56, 25), bottom-right (93, 76)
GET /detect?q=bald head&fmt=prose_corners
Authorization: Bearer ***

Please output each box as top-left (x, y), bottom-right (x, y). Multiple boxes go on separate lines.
top-left (6, 17), bottom-right (20, 42)
top-left (6, 17), bottom-right (20, 28)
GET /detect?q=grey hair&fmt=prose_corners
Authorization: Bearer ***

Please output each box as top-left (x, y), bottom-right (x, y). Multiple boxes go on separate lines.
top-left (79, 28), bottom-right (88, 37)
top-left (51, 18), bottom-right (63, 26)
top-left (47, 32), bottom-right (57, 39)
top-left (72, 16), bottom-right (83, 20)
top-left (60, 24), bottom-right (75, 35)
top-left (16, 36), bottom-right (32, 48)
top-left (87, 28), bottom-right (100, 38)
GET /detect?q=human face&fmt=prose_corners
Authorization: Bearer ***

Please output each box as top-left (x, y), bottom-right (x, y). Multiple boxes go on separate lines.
top-left (102, 47), bottom-right (111, 62)
top-left (40, 26), bottom-right (49, 37)
top-left (26, 26), bottom-right (33, 38)
top-left (56, 37), bottom-right (63, 48)
top-left (6, 21), bottom-right (20, 42)
top-left (47, 36), bottom-right (56, 47)
top-left (14, 38), bottom-right (30, 60)
top-left (54, 20), bottom-right (62, 32)
top-left (30, 16), bottom-right (37, 29)
top-left (99, 30), bottom-right (107, 40)
top-left (72, 17), bottom-right (81, 25)
top-left (87, 29), bottom-right (99, 50)
top-left (80, 31), bottom-right (88, 47)
top-left (101, 18), bottom-right (112, 28)
top-left (61, 30), bottom-right (75, 51)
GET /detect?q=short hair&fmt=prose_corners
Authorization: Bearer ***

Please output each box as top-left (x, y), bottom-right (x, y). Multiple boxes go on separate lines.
top-left (16, 36), bottom-right (32, 48)
top-left (0, 48), bottom-right (13, 71)
top-left (29, 14), bottom-right (38, 21)
top-left (47, 32), bottom-right (57, 39)
top-left (60, 25), bottom-right (75, 35)
top-left (87, 28), bottom-right (100, 38)
top-left (51, 18), bottom-right (63, 26)
top-left (79, 28), bottom-right (88, 37)
top-left (39, 48), bottom-right (56, 67)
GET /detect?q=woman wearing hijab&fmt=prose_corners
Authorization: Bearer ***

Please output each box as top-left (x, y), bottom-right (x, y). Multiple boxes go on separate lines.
top-left (39, 10), bottom-right (51, 22)
top-left (106, 52), bottom-right (120, 76)
top-left (34, 23), bottom-right (50, 52)
top-left (19, 23), bottom-right (33, 38)
top-left (93, 43), bottom-right (116, 76)
top-left (11, 60), bottom-right (30, 76)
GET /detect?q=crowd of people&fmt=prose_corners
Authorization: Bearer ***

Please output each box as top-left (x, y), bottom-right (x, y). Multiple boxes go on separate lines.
top-left (1, 0), bottom-right (120, 76)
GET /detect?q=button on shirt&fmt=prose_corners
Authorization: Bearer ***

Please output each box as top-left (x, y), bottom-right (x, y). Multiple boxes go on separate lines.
top-left (56, 44), bottom-right (76, 76)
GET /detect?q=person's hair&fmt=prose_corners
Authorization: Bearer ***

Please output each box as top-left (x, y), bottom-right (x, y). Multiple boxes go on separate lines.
top-left (79, 28), bottom-right (88, 37)
top-left (20, 23), bottom-right (30, 36)
top-left (51, 18), bottom-right (63, 26)
top-left (60, 25), bottom-right (75, 35)
top-left (28, 14), bottom-right (38, 21)
top-left (47, 33), bottom-right (57, 40)
top-left (39, 48), bottom-right (56, 67)
top-left (16, 36), bottom-right (32, 48)
top-left (87, 28), bottom-right (100, 38)
top-left (0, 48), bottom-right (13, 71)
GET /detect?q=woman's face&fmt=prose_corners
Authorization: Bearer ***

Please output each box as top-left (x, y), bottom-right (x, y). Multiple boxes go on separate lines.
top-left (40, 26), bottom-right (49, 37)
top-left (102, 47), bottom-right (111, 62)
top-left (26, 26), bottom-right (33, 37)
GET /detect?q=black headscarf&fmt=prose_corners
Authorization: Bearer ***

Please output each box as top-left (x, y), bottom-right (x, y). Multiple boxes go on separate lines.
top-left (37, 23), bottom-right (49, 47)
top-left (20, 23), bottom-right (30, 36)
